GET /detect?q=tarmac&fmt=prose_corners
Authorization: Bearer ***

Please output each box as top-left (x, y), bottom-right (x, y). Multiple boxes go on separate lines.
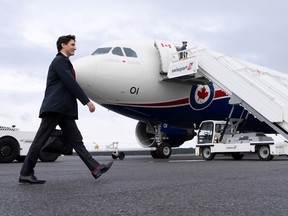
top-left (1, 154), bottom-right (288, 216)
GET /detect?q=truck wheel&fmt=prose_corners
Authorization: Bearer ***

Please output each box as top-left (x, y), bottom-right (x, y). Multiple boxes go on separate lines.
top-left (202, 147), bottom-right (215, 160)
top-left (39, 150), bottom-right (59, 162)
top-left (231, 153), bottom-right (244, 160)
top-left (257, 146), bottom-right (274, 161)
top-left (0, 137), bottom-right (19, 163)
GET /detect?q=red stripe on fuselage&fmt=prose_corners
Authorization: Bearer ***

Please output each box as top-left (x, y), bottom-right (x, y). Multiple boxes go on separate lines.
top-left (119, 98), bottom-right (189, 107)
top-left (117, 90), bottom-right (229, 107)
top-left (214, 90), bottom-right (229, 99)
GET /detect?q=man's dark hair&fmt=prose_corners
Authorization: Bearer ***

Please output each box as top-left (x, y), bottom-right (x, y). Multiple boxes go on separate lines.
top-left (56, 35), bottom-right (76, 52)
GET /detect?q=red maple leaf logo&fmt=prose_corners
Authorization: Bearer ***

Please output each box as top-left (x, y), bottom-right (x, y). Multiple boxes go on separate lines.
top-left (197, 87), bottom-right (209, 100)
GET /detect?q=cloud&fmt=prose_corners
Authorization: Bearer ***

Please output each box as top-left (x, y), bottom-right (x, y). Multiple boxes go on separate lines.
top-left (0, 67), bottom-right (45, 93)
top-left (0, 65), bottom-right (45, 131)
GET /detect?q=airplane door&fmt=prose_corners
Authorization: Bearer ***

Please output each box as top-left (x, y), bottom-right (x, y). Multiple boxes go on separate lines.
top-left (154, 40), bottom-right (177, 73)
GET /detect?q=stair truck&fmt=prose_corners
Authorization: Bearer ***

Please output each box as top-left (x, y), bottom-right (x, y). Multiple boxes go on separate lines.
top-left (195, 119), bottom-right (288, 161)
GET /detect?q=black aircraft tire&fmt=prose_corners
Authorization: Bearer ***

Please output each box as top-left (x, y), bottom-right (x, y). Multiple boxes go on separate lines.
top-left (156, 143), bottom-right (171, 159)
top-left (150, 150), bottom-right (159, 158)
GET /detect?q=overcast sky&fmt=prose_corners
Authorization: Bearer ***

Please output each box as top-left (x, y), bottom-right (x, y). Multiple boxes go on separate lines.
top-left (1, 0), bottom-right (287, 150)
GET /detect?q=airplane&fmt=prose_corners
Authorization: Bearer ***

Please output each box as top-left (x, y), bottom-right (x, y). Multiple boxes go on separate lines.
top-left (73, 39), bottom-right (286, 159)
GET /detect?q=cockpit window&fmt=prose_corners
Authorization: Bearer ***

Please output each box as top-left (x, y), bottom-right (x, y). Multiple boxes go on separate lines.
top-left (112, 47), bottom-right (124, 56)
top-left (91, 47), bottom-right (112, 55)
top-left (123, 47), bottom-right (137, 58)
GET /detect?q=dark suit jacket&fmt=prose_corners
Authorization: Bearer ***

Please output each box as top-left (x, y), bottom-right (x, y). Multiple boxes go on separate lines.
top-left (39, 53), bottom-right (90, 119)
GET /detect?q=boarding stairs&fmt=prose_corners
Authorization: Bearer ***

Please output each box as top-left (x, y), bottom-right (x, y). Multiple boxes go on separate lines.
top-left (167, 48), bottom-right (288, 140)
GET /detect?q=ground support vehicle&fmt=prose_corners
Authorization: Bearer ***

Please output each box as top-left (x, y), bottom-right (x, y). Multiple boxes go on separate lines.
top-left (0, 125), bottom-right (60, 163)
top-left (195, 120), bottom-right (288, 161)
top-left (92, 142), bottom-right (157, 160)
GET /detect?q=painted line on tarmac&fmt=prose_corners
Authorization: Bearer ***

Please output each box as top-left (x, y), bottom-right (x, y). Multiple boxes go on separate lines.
top-left (168, 160), bottom-right (205, 163)
top-left (149, 159), bottom-right (205, 163)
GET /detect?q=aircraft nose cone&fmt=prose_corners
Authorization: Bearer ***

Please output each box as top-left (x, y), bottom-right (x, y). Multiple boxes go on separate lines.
top-left (73, 56), bottom-right (96, 88)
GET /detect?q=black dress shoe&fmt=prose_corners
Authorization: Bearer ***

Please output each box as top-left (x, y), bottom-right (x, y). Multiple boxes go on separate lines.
top-left (19, 175), bottom-right (46, 184)
top-left (92, 162), bottom-right (113, 179)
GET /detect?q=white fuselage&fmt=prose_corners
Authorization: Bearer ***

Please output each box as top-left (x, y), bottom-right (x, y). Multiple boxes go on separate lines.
top-left (73, 39), bottom-right (274, 132)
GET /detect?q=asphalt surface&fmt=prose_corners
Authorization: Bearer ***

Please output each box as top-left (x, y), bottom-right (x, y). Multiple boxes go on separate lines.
top-left (1, 154), bottom-right (288, 216)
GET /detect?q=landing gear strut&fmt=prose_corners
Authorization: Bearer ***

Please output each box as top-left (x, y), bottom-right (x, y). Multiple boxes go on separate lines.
top-left (149, 124), bottom-right (172, 159)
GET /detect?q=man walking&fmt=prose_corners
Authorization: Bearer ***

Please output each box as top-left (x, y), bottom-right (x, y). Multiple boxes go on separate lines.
top-left (19, 35), bottom-right (112, 184)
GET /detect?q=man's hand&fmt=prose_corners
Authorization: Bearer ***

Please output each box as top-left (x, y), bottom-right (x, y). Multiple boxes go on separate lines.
top-left (86, 101), bottom-right (95, 113)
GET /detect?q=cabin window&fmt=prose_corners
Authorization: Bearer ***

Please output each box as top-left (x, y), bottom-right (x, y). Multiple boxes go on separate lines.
top-left (123, 47), bottom-right (137, 58)
top-left (91, 47), bottom-right (112, 55)
top-left (112, 47), bottom-right (124, 56)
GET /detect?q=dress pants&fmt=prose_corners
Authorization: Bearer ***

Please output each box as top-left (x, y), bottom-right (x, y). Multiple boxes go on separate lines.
top-left (20, 113), bottom-right (99, 176)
